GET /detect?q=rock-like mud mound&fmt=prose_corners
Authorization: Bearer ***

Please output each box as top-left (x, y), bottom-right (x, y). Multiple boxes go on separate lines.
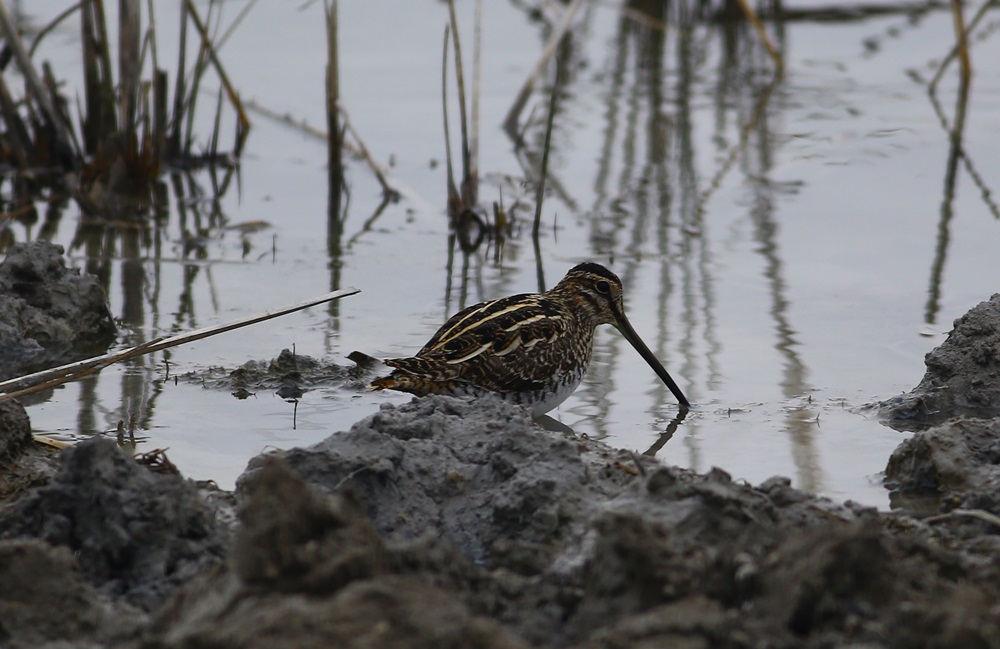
top-left (0, 439), bottom-right (230, 612)
top-left (886, 417), bottom-right (1000, 516)
top-left (880, 293), bottom-right (1000, 431)
top-left (3, 396), bottom-right (1000, 647)
top-left (142, 456), bottom-right (526, 649)
top-left (0, 241), bottom-right (117, 379)
top-left (880, 294), bottom-right (1000, 511)
top-left (0, 538), bottom-right (145, 649)
top-left (209, 395), bottom-right (999, 649)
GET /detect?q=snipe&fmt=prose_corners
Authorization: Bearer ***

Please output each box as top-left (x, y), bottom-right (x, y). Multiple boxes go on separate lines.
top-left (369, 262), bottom-right (689, 415)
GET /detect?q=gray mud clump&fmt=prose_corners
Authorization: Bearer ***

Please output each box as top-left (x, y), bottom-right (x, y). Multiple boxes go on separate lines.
top-left (183, 347), bottom-right (361, 400)
top-left (0, 241), bottom-right (117, 379)
top-left (880, 293), bottom-right (1000, 430)
top-left (881, 294), bottom-right (1000, 511)
top-left (0, 439), bottom-right (230, 612)
top-left (142, 456), bottom-right (525, 649)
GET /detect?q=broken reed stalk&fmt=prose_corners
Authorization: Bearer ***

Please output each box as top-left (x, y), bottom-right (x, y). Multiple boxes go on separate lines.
top-left (0, 288), bottom-right (361, 404)
top-left (0, 0), bottom-right (75, 159)
top-left (326, 0), bottom-right (343, 210)
top-left (441, 25), bottom-right (462, 216)
top-left (446, 0), bottom-right (474, 207)
top-left (949, 0), bottom-right (971, 79)
top-left (736, 0), bottom-right (783, 76)
top-left (168, 0), bottom-right (189, 157)
top-left (469, 0), bottom-right (482, 204)
top-left (930, 0), bottom-right (989, 91)
top-left (504, 0), bottom-right (583, 136)
top-left (81, 0), bottom-right (116, 155)
top-left (339, 109), bottom-right (397, 200)
top-left (183, 0), bottom-right (251, 150)
top-left (119, 0), bottom-right (141, 146)
top-left (532, 58), bottom-right (560, 240)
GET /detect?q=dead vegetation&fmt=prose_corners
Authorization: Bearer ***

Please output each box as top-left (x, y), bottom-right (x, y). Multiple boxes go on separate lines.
top-left (0, 0), bottom-right (249, 220)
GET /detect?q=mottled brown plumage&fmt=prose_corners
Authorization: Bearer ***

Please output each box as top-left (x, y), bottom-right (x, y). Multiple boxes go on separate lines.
top-left (371, 262), bottom-right (689, 415)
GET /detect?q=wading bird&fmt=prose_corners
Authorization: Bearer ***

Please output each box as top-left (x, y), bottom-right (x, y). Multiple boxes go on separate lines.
top-left (369, 262), bottom-right (690, 416)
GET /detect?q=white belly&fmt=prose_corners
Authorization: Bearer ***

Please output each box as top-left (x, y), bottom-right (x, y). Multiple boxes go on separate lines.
top-left (526, 373), bottom-right (585, 416)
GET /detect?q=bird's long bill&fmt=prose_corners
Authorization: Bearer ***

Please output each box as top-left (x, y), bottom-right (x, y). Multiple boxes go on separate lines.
top-left (611, 306), bottom-right (690, 408)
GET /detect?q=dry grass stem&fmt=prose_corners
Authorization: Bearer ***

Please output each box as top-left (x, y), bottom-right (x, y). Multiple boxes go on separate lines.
top-left (930, 0), bottom-right (990, 90)
top-left (446, 0), bottom-right (475, 207)
top-left (532, 59), bottom-right (560, 240)
top-left (737, 0), bottom-right (784, 76)
top-left (326, 0), bottom-right (343, 199)
top-left (339, 108), bottom-right (399, 200)
top-left (503, 0), bottom-right (584, 135)
top-left (0, 288), bottom-right (361, 403)
top-left (183, 0), bottom-right (251, 146)
top-left (0, 0), bottom-right (75, 157)
top-left (469, 0), bottom-right (482, 202)
top-left (441, 25), bottom-right (462, 216)
top-left (949, 0), bottom-right (972, 79)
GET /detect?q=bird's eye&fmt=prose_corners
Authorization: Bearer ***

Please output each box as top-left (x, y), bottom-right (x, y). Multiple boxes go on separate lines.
top-left (595, 280), bottom-right (611, 294)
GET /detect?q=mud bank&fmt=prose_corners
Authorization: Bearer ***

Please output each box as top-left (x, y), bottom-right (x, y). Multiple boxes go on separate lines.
top-left (2, 387), bottom-right (1000, 647)
top-left (880, 294), bottom-right (1000, 514)
top-left (5, 243), bottom-right (1000, 646)
top-left (0, 241), bottom-right (116, 381)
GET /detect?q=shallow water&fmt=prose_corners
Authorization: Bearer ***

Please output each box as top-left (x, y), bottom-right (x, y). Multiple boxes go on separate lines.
top-left (10, 1), bottom-right (1000, 505)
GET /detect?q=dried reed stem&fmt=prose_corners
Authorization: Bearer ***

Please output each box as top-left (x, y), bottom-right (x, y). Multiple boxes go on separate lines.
top-left (326, 0), bottom-right (343, 200)
top-left (79, 0), bottom-right (116, 154)
top-left (0, 75), bottom-right (33, 169)
top-left (950, 0), bottom-right (972, 79)
top-left (0, 288), bottom-right (361, 403)
top-left (168, 0), bottom-right (189, 156)
top-left (441, 25), bottom-right (461, 215)
top-left (0, 0), bottom-right (75, 156)
top-left (340, 108), bottom-right (398, 200)
top-left (447, 0), bottom-right (474, 206)
top-left (29, 2), bottom-right (81, 58)
top-left (184, 0), bottom-right (251, 138)
top-left (930, 0), bottom-right (990, 91)
top-left (532, 59), bottom-right (560, 240)
top-left (503, 0), bottom-right (583, 135)
top-left (469, 0), bottom-right (482, 202)
top-left (736, 0), bottom-right (783, 76)
top-left (119, 0), bottom-right (141, 141)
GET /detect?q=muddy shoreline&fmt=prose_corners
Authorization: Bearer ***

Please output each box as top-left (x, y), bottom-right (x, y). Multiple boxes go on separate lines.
top-left (3, 243), bottom-right (1000, 648)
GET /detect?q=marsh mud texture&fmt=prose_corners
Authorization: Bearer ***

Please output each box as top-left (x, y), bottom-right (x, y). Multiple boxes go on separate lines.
top-left (5, 246), bottom-right (1000, 647)
top-left (881, 294), bottom-right (1000, 512)
top-left (0, 241), bottom-right (117, 381)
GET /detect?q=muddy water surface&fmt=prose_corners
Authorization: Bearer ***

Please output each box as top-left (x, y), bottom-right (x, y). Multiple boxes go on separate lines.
top-left (12, 1), bottom-right (1000, 504)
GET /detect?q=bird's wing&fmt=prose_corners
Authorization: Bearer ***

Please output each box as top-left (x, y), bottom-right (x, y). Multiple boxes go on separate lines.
top-left (413, 294), bottom-right (573, 393)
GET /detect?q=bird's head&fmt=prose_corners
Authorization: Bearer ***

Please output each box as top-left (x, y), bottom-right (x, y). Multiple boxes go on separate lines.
top-left (553, 262), bottom-right (627, 327)
top-left (551, 262), bottom-right (690, 408)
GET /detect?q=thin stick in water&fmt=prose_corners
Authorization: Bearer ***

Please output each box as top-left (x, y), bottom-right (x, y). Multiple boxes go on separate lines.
top-left (532, 57), bottom-right (560, 240)
top-left (0, 288), bottom-right (361, 403)
top-left (446, 0), bottom-right (473, 206)
top-left (441, 25), bottom-right (461, 216)
top-left (503, 0), bottom-right (583, 135)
